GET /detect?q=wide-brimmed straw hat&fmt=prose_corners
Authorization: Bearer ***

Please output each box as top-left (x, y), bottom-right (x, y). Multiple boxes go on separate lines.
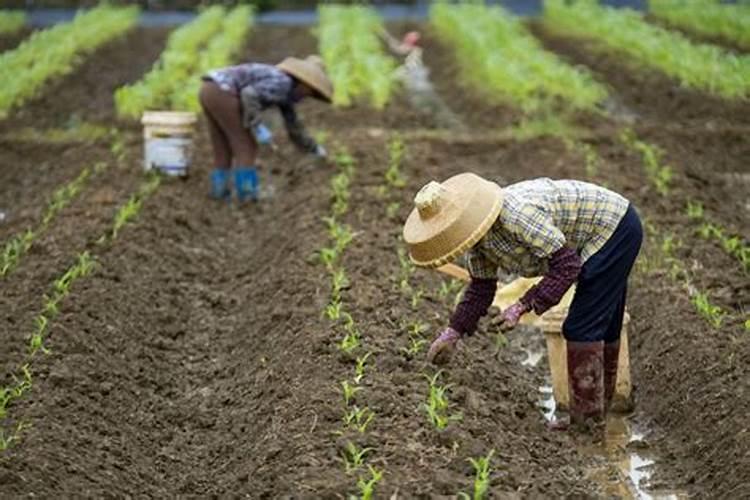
top-left (403, 173), bottom-right (504, 268)
top-left (277, 55), bottom-right (333, 103)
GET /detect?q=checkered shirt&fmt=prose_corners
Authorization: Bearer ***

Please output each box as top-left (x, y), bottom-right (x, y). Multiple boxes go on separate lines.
top-left (467, 178), bottom-right (629, 279)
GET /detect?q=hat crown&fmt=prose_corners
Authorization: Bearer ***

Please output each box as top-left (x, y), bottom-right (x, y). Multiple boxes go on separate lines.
top-left (415, 181), bottom-right (448, 219)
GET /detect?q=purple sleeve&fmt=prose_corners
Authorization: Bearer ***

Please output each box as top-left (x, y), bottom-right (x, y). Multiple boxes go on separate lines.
top-left (520, 246), bottom-right (582, 315)
top-left (449, 278), bottom-right (497, 336)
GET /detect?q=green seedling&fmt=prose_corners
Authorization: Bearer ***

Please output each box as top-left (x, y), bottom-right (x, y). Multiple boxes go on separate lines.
top-left (459, 449), bottom-right (495, 500)
top-left (424, 371), bottom-right (462, 431)
top-left (331, 267), bottom-right (350, 302)
top-left (410, 287), bottom-right (424, 309)
top-left (28, 315), bottom-right (50, 356)
top-left (691, 291), bottom-right (724, 328)
top-left (409, 320), bottom-right (429, 337)
top-left (438, 279), bottom-right (464, 301)
top-left (339, 332), bottom-right (361, 355)
top-left (385, 135), bottom-right (407, 189)
top-left (342, 441), bottom-right (373, 474)
top-left (352, 465), bottom-right (383, 500)
top-left (494, 332), bottom-right (509, 352)
top-left (386, 201), bottom-right (401, 220)
top-left (686, 200), bottom-right (704, 220)
top-left (325, 300), bottom-right (344, 322)
top-left (745, 318), bottom-right (750, 332)
top-left (340, 380), bottom-right (362, 406)
top-left (354, 352), bottom-right (372, 383)
top-left (343, 406), bottom-right (375, 433)
top-left (0, 229), bottom-right (35, 277)
top-left (318, 246), bottom-right (339, 268)
top-left (401, 337), bottom-right (427, 358)
top-left (619, 129), bottom-right (672, 195)
top-left (0, 422), bottom-right (30, 452)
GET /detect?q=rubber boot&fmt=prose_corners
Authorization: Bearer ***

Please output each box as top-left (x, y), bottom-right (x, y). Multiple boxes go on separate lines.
top-left (210, 168), bottom-right (231, 200)
top-left (568, 340), bottom-right (605, 429)
top-left (233, 167), bottom-right (259, 202)
top-left (603, 340), bottom-right (620, 412)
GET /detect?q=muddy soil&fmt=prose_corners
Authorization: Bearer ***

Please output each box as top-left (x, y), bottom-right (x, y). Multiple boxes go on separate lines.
top-left (1, 23), bottom-right (748, 499)
top-left (0, 28), bottom-right (31, 53)
top-left (0, 27), bottom-right (168, 244)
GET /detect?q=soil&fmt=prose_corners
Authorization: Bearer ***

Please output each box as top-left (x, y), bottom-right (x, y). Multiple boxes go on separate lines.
top-left (1, 23), bottom-right (748, 499)
top-left (0, 28), bottom-right (31, 54)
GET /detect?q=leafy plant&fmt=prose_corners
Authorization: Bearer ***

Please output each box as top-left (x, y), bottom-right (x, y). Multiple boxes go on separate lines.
top-left (686, 200), bottom-right (704, 220)
top-left (342, 441), bottom-right (373, 474)
top-left (385, 135), bottom-right (407, 189)
top-left (318, 6), bottom-right (397, 108)
top-left (340, 380), bottom-right (362, 407)
top-left (545, 0), bottom-right (750, 99)
top-left (459, 449), bottom-right (495, 500)
top-left (0, 10), bottom-right (25, 35)
top-left (354, 352), bottom-right (372, 383)
top-left (620, 128), bottom-right (673, 195)
top-left (691, 291), bottom-right (725, 328)
top-left (343, 406), bottom-right (375, 433)
top-left (432, 3), bottom-right (607, 113)
top-left (401, 337), bottom-right (427, 358)
top-left (423, 371), bottom-right (462, 431)
top-left (0, 6), bottom-right (139, 117)
top-left (352, 465), bottom-right (383, 500)
top-left (650, 0), bottom-right (750, 50)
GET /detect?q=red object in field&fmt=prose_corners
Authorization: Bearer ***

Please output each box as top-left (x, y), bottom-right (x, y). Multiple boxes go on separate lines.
top-left (402, 31), bottom-right (421, 48)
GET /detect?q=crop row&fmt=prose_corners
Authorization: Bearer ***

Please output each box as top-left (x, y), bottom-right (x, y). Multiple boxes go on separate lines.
top-left (0, 5), bottom-right (138, 118)
top-left (318, 5), bottom-right (397, 109)
top-left (115, 5), bottom-right (252, 118)
top-left (0, 173), bottom-right (162, 451)
top-left (0, 10), bottom-right (25, 36)
top-left (431, 3), bottom-right (607, 114)
top-left (649, 0), bottom-right (750, 50)
top-left (543, 0), bottom-right (750, 99)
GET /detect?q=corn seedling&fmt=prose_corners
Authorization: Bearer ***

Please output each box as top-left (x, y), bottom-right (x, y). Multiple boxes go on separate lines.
top-left (745, 318), bottom-right (750, 332)
top-left (432, 3), bottom-right (607, 114)
top-left (401, 337), bottom-right (427, 358)
top-left (0, 364), bottom-right (33, 420)
top-left (545, 0), bottom-right (750, 99)
top-left (0, 6), bottom-right (138, 118)
top-left (386, 202), bottom-right (401, 220)
top-left (0, 422), bottom-right (31, 452)
top-left (691, 291), bottom-right (725, 328)
top-left (28, 315), bottom-right (50, 356)
top-left (354, 352), bottom-right (372, 383)
top-left (459, 450), bottom-right (495, 500)
top-left (339, 332), bottom-right (361, 355)
top-left (110, 176), bottom-right (161, 240)
top-left (343, 406), bottom-right (375, 433)
top-left (385, 135), bottom-right (407, 189)
top-left (696, 222), bottom-right (750, 272)
top-left (438, 279), bottom-right (465, 302)
top-left (409, 320), bottom-right (429, 337)
top-left (0, 229), bottom-right (35, 277)
top-left (424, 371), bottom-right (462, 431)
top-left (410, 287), bottom-right (424, 309)
top-left (325, 300), bottom-right (344, 322)
top-left (318, 6), bottom-right (397, 108)
top-left (686, 200), bottom-right (704, 221)
top-left (340, 380), bottom-right (362, 407)
top-left (650, 0), bottom-right (750, 50)
top-left (331, 268), bottom-right (350, 302)
top-left (351, 465), bottom-right (383, 500)
top-left (620, 129), bottom-right (673, 195)
top-left (342, 441), bottom-right (373, 474)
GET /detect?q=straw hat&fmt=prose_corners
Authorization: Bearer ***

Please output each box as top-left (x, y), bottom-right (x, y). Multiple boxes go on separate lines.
top-left (403, 173), bottom-right (504, 268)
top-left (277, 55), bottom-right (333, 103)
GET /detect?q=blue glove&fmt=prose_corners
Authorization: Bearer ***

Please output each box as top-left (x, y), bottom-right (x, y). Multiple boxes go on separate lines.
top-left (254, 123), bottom-right (273, 145)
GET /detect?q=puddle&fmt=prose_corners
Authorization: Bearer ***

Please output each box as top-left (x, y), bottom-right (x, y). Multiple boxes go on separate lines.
top-left (538, 384), bottom-right (688, 499)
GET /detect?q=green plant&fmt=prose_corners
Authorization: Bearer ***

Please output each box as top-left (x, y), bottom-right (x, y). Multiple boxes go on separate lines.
top-left (423, 371), bottom-right (462, 431)
top-left (342, 441), bottom-right (373, 474)
top-left (401, 337), bottom-right (427, 358)
top-left (620, 128), bottom-right (673, 195)
top-left (28, 315), bottom-right (50, 356)
top-left (438, 279), bottom-right (464, 301)
top-left (686, 200), bottom-right (704, 220)
top-left (354, 352), bottom-right (372, 383)
top-left (352, 466), bottom-right (383, 500)
top-left (386, 201), bottom-right (401, 220)
top-left (339, 330), bottom-right (361, 355)
top-left (545, 0), bottom-right (750, 99)
top-left (691, 291), bottom-right (724, 328)
top-left (318, 6), bottom-right (397, 108)
top-left (649, 0), bottom-right (750, 50)
top-left (110, 176), bottom-right (161, 239)
top-left (0, 6), bottom-right (139, 118)
top-left (385, 135), bottom-right (407, 188)
top-left (343, 406), bottom-right (375, 433)
top-left (432, 3), bottom-right (607, 113)
top-left (0, 11), bottom-right (25, 35)
top-left (331, 267), bottom-right (350, 302)
top-left (459, 449), bottom-right (495, 500)
top-left (340, 380), bottom-right (362, 407)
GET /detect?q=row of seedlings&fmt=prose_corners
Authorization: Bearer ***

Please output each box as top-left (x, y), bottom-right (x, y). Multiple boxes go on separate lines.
top-left (317, 147), bottom-right (383, 498)
top-left (0, 129), bottom-right (127, 277)
top-left (543, 0), bottom-right (750, 100)
top-left (430, 3), bottom-right (606, 173)
top-left (0, 172), bottom-right (161, 451)
top-left (381, 135), bottom-right (496, 498)
top-left (115, 5), bottom-right (253, 118)
top-left (649, 0), bottom-right (750, 50)
top-left (0, 5), bottom-right (139, 117)
top-left (317, 5), bottom-right (398, 109)
top-left (0, 10), bottom-right (25, 36)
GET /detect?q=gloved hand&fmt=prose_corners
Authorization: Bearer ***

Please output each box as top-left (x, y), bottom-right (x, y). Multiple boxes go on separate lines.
top-left (427, 327), bottom-right (461, 365)
top-left (498, 302), bottom-right (529, 332)
top-left (313, 144), bottom-right (327, 158)
top-left (254, 123), bottom-right (273, 145)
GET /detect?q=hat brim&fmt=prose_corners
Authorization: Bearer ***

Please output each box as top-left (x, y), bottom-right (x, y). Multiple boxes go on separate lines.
top-left (277, 59), bottom-right (333, 103)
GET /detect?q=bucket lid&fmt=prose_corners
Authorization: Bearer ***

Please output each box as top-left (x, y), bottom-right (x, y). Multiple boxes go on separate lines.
top-left (141, 111), bottom-right (197, 126)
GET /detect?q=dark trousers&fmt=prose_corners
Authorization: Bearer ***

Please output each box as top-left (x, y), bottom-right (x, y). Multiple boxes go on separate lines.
top-left (563, 204), bottom-right (643, 343)
top-left (199, 80), bottom-right (257, 169)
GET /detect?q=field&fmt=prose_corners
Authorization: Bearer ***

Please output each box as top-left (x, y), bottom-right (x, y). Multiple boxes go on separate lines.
top-left (0, 4), bottom-right (748, 498)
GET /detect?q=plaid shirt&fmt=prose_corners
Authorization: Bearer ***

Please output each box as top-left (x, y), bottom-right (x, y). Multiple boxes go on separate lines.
top-left (467, 178), bottom-right (629, 280)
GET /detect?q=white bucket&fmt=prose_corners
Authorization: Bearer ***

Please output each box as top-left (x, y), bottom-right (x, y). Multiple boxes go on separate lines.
top-left (141, 111), bottom-right (197, 177)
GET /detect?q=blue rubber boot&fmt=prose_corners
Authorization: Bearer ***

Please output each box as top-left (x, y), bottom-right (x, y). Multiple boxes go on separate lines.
top-left (234, 167), bottom-right (259, 202)
top-left (210, 168), bottom-right (231, 200)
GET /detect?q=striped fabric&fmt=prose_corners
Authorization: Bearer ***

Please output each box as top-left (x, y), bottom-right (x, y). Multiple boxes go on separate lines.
top-left (467, 178), bottom-right (629, 279)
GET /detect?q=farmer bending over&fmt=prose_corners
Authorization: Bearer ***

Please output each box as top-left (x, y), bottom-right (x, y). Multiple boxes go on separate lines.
top-left (200, 55), bottom-right (332, 201)
top-left (403, 174), bottom-right (642, 430)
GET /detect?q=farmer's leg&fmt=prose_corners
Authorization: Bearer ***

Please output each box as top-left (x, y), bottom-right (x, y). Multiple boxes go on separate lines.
top-left (603, 288), bottom-right (626, 409)
top-left (199, 81), bottom-right (232, 169)
top-left (199, 82), bottom-right (257, 166)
